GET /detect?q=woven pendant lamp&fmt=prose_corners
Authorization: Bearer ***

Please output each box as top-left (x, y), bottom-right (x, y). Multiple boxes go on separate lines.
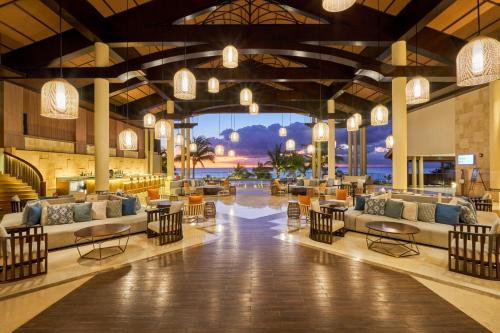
top-left (370, 104), bottom-right (389, 126)
top-left (285, 139), bottom-right (296, 152)
top-left (154, 119), bottom-right (171, 139)
top-left (208, 77), bottom-right (219, 93)
top-left (173, 68), bottom-right (196, 100)
top-left (306, 144), bottom-right (315, 154)
top-left (228, 149), bottom-right (236, 157)
top-left (118, 128), bottom-right (138, 151)
top-left (346, 116), bottom-right (359, 132)
top-left (312, 122), bottom-right (329, 142)
top-left (240, 88), bottom-right (252, 106)
top-left (406, 76), bottom-right (430, 104)
top-left (249, 102), bottom-right (259, 115)
top-left (386, 135), bottom-right (394, 149)
top-left (223, 45), bottom-right (238, 68)
top-left (214, 144), bottom-right (225, 156)
top-left (143, 113), bottom-right (156, 128)
top-left (322, 0), bottom-right (356, 12)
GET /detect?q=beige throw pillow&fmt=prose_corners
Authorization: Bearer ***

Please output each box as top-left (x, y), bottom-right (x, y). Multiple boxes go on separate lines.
top-left (402, 201), bottom-right (418, 221)
top-left (91, 201), bottom-right (107, 220)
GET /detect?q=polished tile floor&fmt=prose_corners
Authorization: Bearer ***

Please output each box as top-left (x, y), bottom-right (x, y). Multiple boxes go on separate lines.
top-left (11, 188), bottom-right (491, 333)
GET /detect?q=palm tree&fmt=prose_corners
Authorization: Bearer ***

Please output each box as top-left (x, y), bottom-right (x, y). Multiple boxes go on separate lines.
top-left (175, 136), bottom-right (215, 178)
top-left (265, 144), bottom-right (286, 178)
top-left (284, 153), bottom-right (309, 177)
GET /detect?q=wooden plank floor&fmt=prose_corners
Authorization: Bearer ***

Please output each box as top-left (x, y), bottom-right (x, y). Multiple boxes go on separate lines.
top-left (16, 210), bottom-right (488, 333)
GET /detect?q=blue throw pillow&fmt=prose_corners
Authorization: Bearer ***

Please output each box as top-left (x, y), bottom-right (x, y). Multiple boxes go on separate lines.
top-left (73, 202), bottom-right (92, 222)
top-left (122, 197), bottom-right (137, 216)
top-left (435, 203), bottom-right (460, 225)
top-left (26, 205), bottom-right (42, 226)
top-left (354, 196), bottom-right (366, 211)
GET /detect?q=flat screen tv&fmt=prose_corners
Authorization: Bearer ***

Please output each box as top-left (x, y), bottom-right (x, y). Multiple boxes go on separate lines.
top-left (457, 154), bottom-right (474, 165)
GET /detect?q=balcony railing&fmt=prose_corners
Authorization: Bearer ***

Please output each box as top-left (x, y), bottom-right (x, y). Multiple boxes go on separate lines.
top-left (4, 152), bottom-right (46, 197)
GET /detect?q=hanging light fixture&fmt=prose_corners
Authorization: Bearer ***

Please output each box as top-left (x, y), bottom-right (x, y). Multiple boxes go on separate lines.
top-left (346, 116), bottom-right (359, 132)
top-left (285, 139), bottom-right (296, 152)
top-left (240, 87), bottom-right (252, 106)
top-left (456, 1), bottom-right (500, 86)
top-left (173, 68), bottom-right (196, 100)
top-left (370, 104), bottom-right (389, 126)
top-left (154, 119), bottom-right (171, 139)
top-left (208, 77), bottom-right (219, 93)
top-left (386, 135), bottom-right (394, 149)
top-left (175, 132), bottom-right (184, 146)
top-left (189, 142), bottom-right (198, 153)
top-left (228, 149), bottom-right (236, 157)
top-left (41, 2), bottom-right (78, 119)
top-left (278, 127), bottom-right (287, 137)
top-left (117, 4), bottom-right (137, 151)
top-left (249, 102), bottom-right (259, 115)
top-left (143, 113), bottom-right (156, 128)
top-left (222, 45), bottom-right (238, 68)
top-left (353, 113), bottom-right (362, 126)
top-left (406, 24), bottom-right (430, 105)
top-left (313, 122), bottom-right (329, 142)
top-left (230, 131), bottom-right (240, 143)
top-left (406, 76), bottom-right (430, 105)
top-left (215, 144), bottom-right (225, 156)
top-left (322, 0), bottom-right (356, 12)
top-left (306, 144), bottom-right (315, 154)
top-left (118, 128), bottom-right (138, 151)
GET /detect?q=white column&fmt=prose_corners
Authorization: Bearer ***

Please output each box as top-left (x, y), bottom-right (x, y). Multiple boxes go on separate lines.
top-left (347, 131), bottom-right (352, 176)
top-left (316, 140), bottom-right (322, 179)
top-left (166, 101), bottom-right (175, 179)
top-left (94, 42), bottom-right (109, 193)
top-left (411, 156), bottom-right (417, 188)
top-left (353, 130), bottom-right (358, 176)
top-left (327, 99), bottom-right (336, 179)
top-left (180, 120), bottom-right (185, 179)
top-left (311, 119), bottom-right (316, 178)
top-left (490, 80), bottom-right (500, 201)
top-left (186, 118), bottom-right (191, 179)
top-left (149, 129), bottom-right (154, 173)
top-left (418, 156), bottom-right (424, 189)
top-left (391, 41), bottom-right (408, 191)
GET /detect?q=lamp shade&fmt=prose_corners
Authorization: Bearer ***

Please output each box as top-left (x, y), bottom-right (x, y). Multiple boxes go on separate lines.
top-left (154, 119), bottom-right (171, 139)
top-left (406, 76), bottom-right (430, 105)
top-left (306, 144), bottom-right (315, 154)
top-left (285, 139), bottom-right (296, 151)
top-left (249, 102), bottom-right (259, 115)
top-left (278, 127), bottom-right (287, 137)
top-left (175, 133), bottom-right (184, 146)
top-left (456, 36), bottom-right (500, 87)
top-left (222, 45), bottom-right (238, 68)
top-left (346, 116), bottom-right (359, 132)
top-left (118, 128), bottom-right (138, 151)
top-left (208, 77), bottom-right (219, 93)
top-left (353, 113), bottom-right (362, 126)
top-left (173, 68), bottom-right (196, 100)
top-left (40, 79), bottom-right (79, 119)
top-left (370, 104), bottom-right (389, 126)
top-left (189, 142), bottom-right (198, 153)
top-left (214, 144), bottom-right (225, 156)
top-left (143, 113), bottom-right (156, 128)
top-left (386, 135), bottom-right (394, 149)
top-left (230, 131), bottom-right (240, 143)
top-left (312, 122), bottom-right (329, 142)
top-left (322, 0), bottom-right (356, 12)
top-left (240, 88), bottom-right (252, 106)
top-left (228, 149), bottom-right (236, 157)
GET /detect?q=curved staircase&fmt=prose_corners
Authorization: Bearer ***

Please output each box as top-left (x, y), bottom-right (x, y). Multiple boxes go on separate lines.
top-left (0, 173), bottom-right (39, 213)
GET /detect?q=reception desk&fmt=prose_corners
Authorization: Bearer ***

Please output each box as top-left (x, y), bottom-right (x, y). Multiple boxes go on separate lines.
top-left (56, 175), bottom-right (165, 195)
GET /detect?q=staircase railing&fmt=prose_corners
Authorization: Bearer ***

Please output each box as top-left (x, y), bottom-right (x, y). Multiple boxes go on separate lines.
top-left (4, 152), bottom-right (46, 197)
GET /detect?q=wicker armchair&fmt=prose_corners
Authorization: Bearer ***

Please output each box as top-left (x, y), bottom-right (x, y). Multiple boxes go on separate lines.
top-left (309, 209), bottom-right (345, 244)
top-left (148, 211), bottom-right (183, 245)
top-left (448, 224), bottom-right (500, 280)
top-left (183, 202), bottom-right (205, 224)
top-left (1, 225), bottom-right (48, 282)
top-left (469, 197), bottom-right (493, 212)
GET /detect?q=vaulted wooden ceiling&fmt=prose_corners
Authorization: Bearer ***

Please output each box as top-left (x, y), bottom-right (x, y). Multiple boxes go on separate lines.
top-left (0, 0), bottom-right (498, 126)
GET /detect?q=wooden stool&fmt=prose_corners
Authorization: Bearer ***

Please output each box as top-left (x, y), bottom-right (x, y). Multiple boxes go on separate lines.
top-left (229, 186), bottom-right (236, 195)
top-left (204, 201), bottom-right (216, 219)
top-left (287, 201), bottom-right (300, 219)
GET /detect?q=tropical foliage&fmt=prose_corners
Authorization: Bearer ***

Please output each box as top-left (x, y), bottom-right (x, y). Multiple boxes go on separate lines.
top-left (264, 144), bottom-right (286, 178)
top-left (252, 162), bottom-right (273, 179)
top-left (171, 136), bottom-right (215, 178)
top-left (230, 163), bottom-right (253, 179)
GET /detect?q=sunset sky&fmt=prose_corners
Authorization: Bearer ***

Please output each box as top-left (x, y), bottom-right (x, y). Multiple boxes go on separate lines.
top-left (173, 114), bottom-right (392, 169)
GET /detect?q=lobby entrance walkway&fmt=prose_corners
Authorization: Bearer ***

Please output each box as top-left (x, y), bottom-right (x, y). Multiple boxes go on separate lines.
top-left (16, 190), bottom-right (487, 332)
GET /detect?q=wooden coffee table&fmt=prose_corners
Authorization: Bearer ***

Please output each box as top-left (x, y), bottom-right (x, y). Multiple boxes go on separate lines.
top-left (74, 224), bottom-right (131, 260)
top-left (365, 221), bottom-right (420, 257)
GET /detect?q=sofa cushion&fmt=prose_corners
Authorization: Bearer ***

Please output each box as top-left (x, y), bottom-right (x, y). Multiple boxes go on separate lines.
top-left (459, 205), bottom-right (476, 224)
top-left (402, 201), bottom-right (418, 221)
top-left (106, 200), bottom-right (122, 218)
top-left (73, 202), bottom-right (92, 222)
top-left (0, 212), bottom-right (23, 228)
top-left (354, 196), bottom-right (366, 211)
top-left (385, 200), bottom-right (404, 219)
top-left (435, 203), bottom-right (460, 225)
top-left (91, 201), bottom-right (107, 220)
top-left (303, 179), bottom-right (310, 187)
top-left (296, 179), bottom-right (304, 186)
top-left (457, 199), bottom-right (477, 219)
top-left (327, 179), bottom-right (335, 187)
top-left (21, 200), bottom-right (41, 225)
top-left (418, 203), bottom-right (436, 223)
top-left (188, 195), bottom-right (203, 204)
top-left (364, 199), bottom-right (386, 216)
top-left (170, 201), bottom-right (184, 214)
top-left (122, 197), bottom-right (137, 216)
top-left (298, 195), bottom-right (310, 205)
top-left (26, 204), bottom-right (43, 226)
top-left (336, 189), bottom-right (348, 200)
top-left (47, 204), bottom-right (74, 225)
top-left (147, 188), bottom-right (160, 200)
top-left (309, 179), bottom-right (319, 187)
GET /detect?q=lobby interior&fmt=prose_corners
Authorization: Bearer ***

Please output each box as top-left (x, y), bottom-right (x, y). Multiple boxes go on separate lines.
top-left (0, 0), bottom-right (500, 332)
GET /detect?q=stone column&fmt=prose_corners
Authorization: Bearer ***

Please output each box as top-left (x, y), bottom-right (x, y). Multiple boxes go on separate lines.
top-left (180, 120), bottom-right (185, 179)
top-left (186, 118), bottom-right (191, 179)
top-left (311, 119), bottom-right (316, 179)
top-left (327, 99), bottom-right (336, 179)
top-left (359, 127), bottom-right (366, 175)
top-left (490, 80), bottom-right (500, 201)
top-left (353, 130), bottom-right (358, 176)
top-left (391, 41), bottom-right (408, 191)
top-left (411, 156), bottom-right (417, 188)
top-left (347, 131), bottom-right (352, 176)
top-left (418, 156), bottom-right (424, 189)
top-left (166, 101), bottom-right (175, 179)
top-left (94, 42), bottom-right (109, 193)
top-left (316, 140), bottom-right (322, 179)
top-left (149, 129), bottom-right (154, 174)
